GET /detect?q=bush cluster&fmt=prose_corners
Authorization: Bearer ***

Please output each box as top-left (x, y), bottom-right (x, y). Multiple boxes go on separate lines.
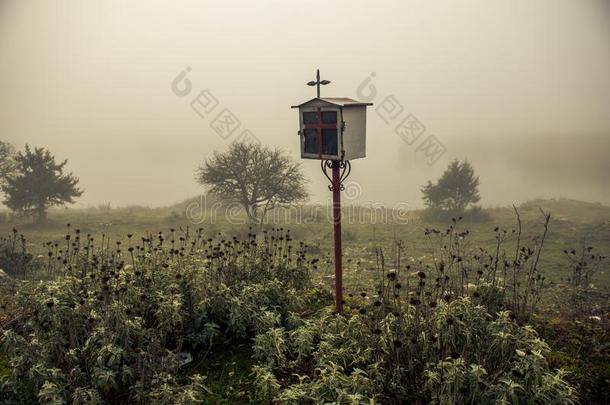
top-left (1, 227), bottom-right (317, 403)
top-left (253, 300), bottom-right (576, 404)
top-left (0, 219), bottom-right (583, 404)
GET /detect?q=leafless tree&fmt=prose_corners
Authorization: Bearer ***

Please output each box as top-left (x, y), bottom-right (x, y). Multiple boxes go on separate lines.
top-left (196, 142), bottom-right (308, 225)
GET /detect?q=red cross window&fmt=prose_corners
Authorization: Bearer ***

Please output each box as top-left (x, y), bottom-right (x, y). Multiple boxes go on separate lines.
top-left (303, 109), bottom-right (338, 157)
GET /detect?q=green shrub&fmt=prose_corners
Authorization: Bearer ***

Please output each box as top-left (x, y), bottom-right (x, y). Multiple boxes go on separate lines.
top-left (0, 229), bottom-right (35, 278)
top-left (254, 300), bottom-right (576, 404)
top-left (1, 227), bottom-right (318, 403)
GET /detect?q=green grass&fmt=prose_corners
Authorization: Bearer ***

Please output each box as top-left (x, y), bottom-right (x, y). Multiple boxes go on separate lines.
top-left (0, 198), bottom-right (608, 403)
top-left (1, 197), bottom-right (609, 294)
top-left (191, 344), bottom-right (257, 404)
top-left (0, 352), bottom-right (12, 380)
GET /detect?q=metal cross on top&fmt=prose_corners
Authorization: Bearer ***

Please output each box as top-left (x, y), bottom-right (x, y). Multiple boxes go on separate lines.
top-left (307, 69), bottom-right (331, 98)
top-left (305, 70), bottom-right (336, 158)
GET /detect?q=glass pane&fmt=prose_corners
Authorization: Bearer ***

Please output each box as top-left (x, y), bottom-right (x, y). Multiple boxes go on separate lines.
top-left (322, 128), bottom-right (338, 156)
top-left (303, 128), bottom-right (318, 154)
top-left (303, 112), bottom-right (318, 124)
top-left (322, 111), bottom-right (337, 124)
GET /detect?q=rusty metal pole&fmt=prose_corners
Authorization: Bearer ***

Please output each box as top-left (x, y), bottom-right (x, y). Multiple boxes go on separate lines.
top-left (307, 69), bottom-right (343, 313)
top-left (331, 160), bottom-right (343, 313)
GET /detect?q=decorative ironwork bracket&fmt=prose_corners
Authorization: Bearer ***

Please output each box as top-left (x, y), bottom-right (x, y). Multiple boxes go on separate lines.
top-left (321, 160), bottom-right (351, 191)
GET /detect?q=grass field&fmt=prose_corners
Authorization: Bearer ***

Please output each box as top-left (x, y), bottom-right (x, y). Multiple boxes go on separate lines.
top-left (2, 197), bottom-right (609, 294)
top-left (1, 197), bottom-right (609, 403)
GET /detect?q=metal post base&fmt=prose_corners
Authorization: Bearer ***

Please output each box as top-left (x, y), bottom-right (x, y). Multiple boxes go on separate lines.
top-left (321, 160), bottom-right (351, 313)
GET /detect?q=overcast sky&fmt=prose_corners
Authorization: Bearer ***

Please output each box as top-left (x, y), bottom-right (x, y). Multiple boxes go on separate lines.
top-left (1, 0), bottom-right (609, 208)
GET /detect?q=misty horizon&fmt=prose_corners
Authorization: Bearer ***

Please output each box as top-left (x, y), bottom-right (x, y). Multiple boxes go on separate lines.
top-left (1, 0), bottom-right (609, 208)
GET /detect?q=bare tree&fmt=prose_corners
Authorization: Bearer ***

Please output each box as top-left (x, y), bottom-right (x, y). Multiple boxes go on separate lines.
top-left (196, 142), bottom-right (308, 225)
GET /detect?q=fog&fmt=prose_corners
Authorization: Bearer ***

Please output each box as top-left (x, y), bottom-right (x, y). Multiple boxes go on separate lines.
top-left (1, 0), bottom-right (609, 208)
